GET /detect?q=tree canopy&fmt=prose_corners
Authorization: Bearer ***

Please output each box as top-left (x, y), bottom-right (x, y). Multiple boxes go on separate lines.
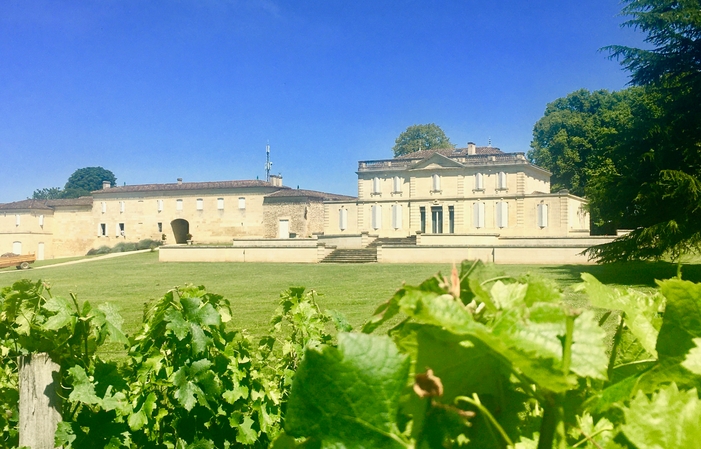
top-left (392, 124), bottom-right (454, 157)
top-left (531, 0), bottom-right (701, 261)
top-left (31, 167), bottom-right (117, 200)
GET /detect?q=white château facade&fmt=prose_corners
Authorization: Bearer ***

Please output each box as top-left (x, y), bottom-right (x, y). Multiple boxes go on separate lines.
top-left (323, 144), bottom-right (590, 238)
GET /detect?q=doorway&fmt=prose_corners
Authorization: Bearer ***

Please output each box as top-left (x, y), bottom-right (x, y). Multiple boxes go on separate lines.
top-left (171, 219), bottom-right (190, 244)
top-left (279, 219), bottom-right (290, 239)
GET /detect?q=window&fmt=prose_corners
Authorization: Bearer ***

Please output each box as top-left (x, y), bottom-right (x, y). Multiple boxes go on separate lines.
top-left (176, 199), bottom-right (183, 211)
top-left (473, 202), bottom-right (485, 228)
top-left (217, 198), bottom-right (224, 210)
top-left (497, 172), bottom-right (507, 189)
top-left (393, 176), bottom-right (402, 193)
top-left (99, 223), bottom-right (106, 236)
top-left (101, 202), bottom-right (106, 213)
top-left (372, 177), bottom-right (381, 194)
top-left (420, 207), bottom-right (426, 233)
top-left (431, 206), bottom-right (443, 233)
top-left (432, 174), bottom-right (441, 192)
top-left (496, 201), bottom-right (508, 228)
top-left (120, 201), bottom-right (125, 213)
top-left (39, 215), bottom-right (44, 227)
top-left (371, 205), bottom-right (382, 230)
top-left (238, 197), bottom-right (246, 209)
top-left (448, 206), bottom-right (455, 234)
top-left (157, 222), bottom-right (163, 233)
top-left (475, 173), bottom-right (484, 190)
top-left (339, 208), bottom-right (348, 231)
top-left (196, 198), bottom-right (204, 210)
top-left (15, 214), bottom-right (20, 226)
top-left (157, 199), bottom-right (163, 212)
top-left (391, 204), bottom-right (402, 230)
top-left (117, 223), bottom-right (125, 237)
top-left (537, 203), bottom-right (549, 228)
top-left (12, 241), bottom-right (21, 255)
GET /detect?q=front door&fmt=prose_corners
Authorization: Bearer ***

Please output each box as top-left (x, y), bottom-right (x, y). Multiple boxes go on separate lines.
top-left (279, 219), bottom-right (290, 239)
top-left (431, 206), bottom-right (443, 234)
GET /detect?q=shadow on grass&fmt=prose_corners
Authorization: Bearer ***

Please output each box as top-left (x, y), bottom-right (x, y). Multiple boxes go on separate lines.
top-left (540, 261), bottom-right (701, 288)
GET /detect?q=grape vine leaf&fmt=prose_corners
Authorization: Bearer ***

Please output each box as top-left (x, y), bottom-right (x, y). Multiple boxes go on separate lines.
top-left (621, 383), bottom-right (701, 449)
top-left (43, 296), bottom-right (76, 330)
top-left (656, 279), bottom-right (701, 360)
top-left (285, 333), bottom-right (410, 449)
top-left (577, 273), bottom-right (662, 357)
top-left (682, 338), bottom-right (701, 375)
top-left (67, 366), bottom-right (101, 405)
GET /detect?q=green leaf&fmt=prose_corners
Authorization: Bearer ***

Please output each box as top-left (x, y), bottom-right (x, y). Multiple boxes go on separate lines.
top-left (236, 416), bottom-right (259, 445)
top-left (285, 333), bottom-right (410, 449)
top-left (165, 308), bottom-right (190, 340)
top-left (656, 279), bottom-right (701, 360)
top-left (490, 281), bottom-right (528, 310)
top-left (682, 338), bottom-right (701, 375)
top-left (42, 296), bottom-right (76, 331)
top-left (54, 422), bottom-right (77, 448)
top-left (578, 273), bottom-right (662, 357)
top-left (67, 366), bottom-right (101, 405)
top-left (97, 303), bottom-right (128, 345)
top-left (621, 383), bottom-right (701, 449)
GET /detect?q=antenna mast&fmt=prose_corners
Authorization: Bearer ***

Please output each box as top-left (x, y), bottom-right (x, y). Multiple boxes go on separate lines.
top-left (265, 142), bottom-right (272, 182)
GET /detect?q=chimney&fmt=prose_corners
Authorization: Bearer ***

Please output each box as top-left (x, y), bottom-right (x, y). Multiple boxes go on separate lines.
top-left (467, 142), bottom-right (476, 155)
top-left (177, 178), bottom-right (183, 185)
top-left (102, 180), bottom-right (111, 190)
top-left (270, 174), bottom-right (283, 187)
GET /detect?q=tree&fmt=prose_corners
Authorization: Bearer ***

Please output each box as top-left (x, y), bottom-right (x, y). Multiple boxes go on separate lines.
top-left (528, 88), bottom-right (642, 198)
top-left (392, 124), bottom-right (454, 157)
top-left (584, 0), bottom-right (701, 262)
top-left (61, 167), bottom-right (117, 198)
top-left (32, 187), bottom-right (64, 200)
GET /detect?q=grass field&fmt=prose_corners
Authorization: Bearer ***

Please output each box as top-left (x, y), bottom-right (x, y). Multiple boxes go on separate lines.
top-left (1, 251), bottom-right (700, 339)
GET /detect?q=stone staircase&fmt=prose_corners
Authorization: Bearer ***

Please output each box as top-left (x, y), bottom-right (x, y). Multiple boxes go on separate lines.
top-left (320, 248), bottom-right (377, 263)
top-left (320, 236), bottom-right (417, 264)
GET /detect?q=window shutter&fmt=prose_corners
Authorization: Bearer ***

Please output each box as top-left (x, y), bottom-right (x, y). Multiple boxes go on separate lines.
top-left (372, 205), bottom-right (382, 229)
top-left (339, 208), bottom-right (348, 231)
top-left (432, 174), bottom-right (441, 191)
top-left (498, 172), bottom-right (507, 189)
top-left (101, 202), bottom-right (106, 213)
top-left (238, 197), bottom-right (246, 209)
top-left (393, 176), bottom-right (401, 193)
top-left (196, 198), bottom-right (204, 210)
top-left (120, 201), bottom-right (125, 213)
top-left (392, 204), bottom-right (402, 229)
top-left (373, 177), bottom-right (381, 194)
top-left (157, 199), bottom-right (163, 212)
top-left (538, 203), bottom-right (548, 228)
top-left (473, 202), bottom-right (485, 228)
top-left (39, 215), bottom-right (44, 227)
top-left (497, 202), bottom-right (508, 228)
top-left (217, 198), bottom-right (224, 210)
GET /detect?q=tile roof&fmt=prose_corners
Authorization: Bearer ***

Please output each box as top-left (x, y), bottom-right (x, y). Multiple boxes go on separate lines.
top-left (395, 146), bottom-right (504, 160)
top-left (265, 189), bottom-right (357, 201)
top-left (0, 197), bottom-right (94, 211)
top-left (92, 179), bottom-right (278, 194)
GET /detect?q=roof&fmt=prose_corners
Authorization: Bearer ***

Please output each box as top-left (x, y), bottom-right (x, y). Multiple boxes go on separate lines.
top-left (92, 179), bottom-right (278, 194)
top-left (395, 146), bottom-right (504, 160)
top-left (0, 197), bottom-right (93, 211)
top-left (265, 189), bottom-right (356, 202)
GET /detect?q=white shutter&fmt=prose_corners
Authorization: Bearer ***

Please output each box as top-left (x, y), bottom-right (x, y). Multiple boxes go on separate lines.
top-left (176, 199), bottom-right (183, 211)
top-left (120, 201), bottom-right (125, 213)
top-left (432, 174), bottom-right (441, 191)
top-left (372, 205), bottom-right (382, 229)
top-left (473, 202), bottom-right (485, 228)
top-left (115, 223), bottom-right (120, 236)
top-left (339, 208), bottom-right (348, 231)
top-left (496, 202), bottom-right (508, 228)
top-left (393, 176), bottom-right (401, 193)
top-left (373, 177), bottom-right (381, 194)
top-left (196, 198), bottom-right (204, 210)
top-left (238, 197), bottom-right (246, 209)
top-left (158, 199), bottom-right (163, 212)
top-left (15, 214), bottom-right (20, 226)
top-left (498, 172), bottom-right (507, 189)
top-left (475, 173), bottom-right (483, 190)
top-left (217, 198), bottom-right (224, 210)
top-left (39, 215), bottom-right (44, 227)
top-left (101, 202), bottom-right (106, 213)
top-left (97, 223), bottom-right (101, 236)
top-left (392, 204), bottom-right (403, 229)
top-left (537, 203), bottom-right (549, 228)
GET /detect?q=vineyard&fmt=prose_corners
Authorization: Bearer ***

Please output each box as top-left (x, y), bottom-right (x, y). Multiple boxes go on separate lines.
top-left (2, 260), bottom-right (701, 448)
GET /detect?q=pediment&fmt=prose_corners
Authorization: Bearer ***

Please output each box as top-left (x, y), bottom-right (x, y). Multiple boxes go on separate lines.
top-left (410, 152), bottom-right (465, 170)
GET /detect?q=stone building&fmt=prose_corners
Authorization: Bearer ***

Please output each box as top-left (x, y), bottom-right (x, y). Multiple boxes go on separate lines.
top-left (323, 143), bottom-right (589, 238)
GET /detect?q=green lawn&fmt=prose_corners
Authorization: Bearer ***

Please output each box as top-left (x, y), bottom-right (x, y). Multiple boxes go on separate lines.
top-left (1, 251), bottom-right (699, 340)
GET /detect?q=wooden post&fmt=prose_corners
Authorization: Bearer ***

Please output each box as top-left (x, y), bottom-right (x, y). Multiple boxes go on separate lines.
top-left (19, 353), bottom-right (61, 449)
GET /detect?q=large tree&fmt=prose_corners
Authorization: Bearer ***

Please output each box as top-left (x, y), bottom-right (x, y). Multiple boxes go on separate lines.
top-left (392, 124), bottom-right (454, 157)
top-left (585, 0), bottom-right (701, 262)
top-left (62, 166), bottom-right (117, 198)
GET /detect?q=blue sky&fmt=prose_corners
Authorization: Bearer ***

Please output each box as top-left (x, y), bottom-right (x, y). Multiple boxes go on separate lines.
top-left (0, 0), bottom-right (645, 203)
